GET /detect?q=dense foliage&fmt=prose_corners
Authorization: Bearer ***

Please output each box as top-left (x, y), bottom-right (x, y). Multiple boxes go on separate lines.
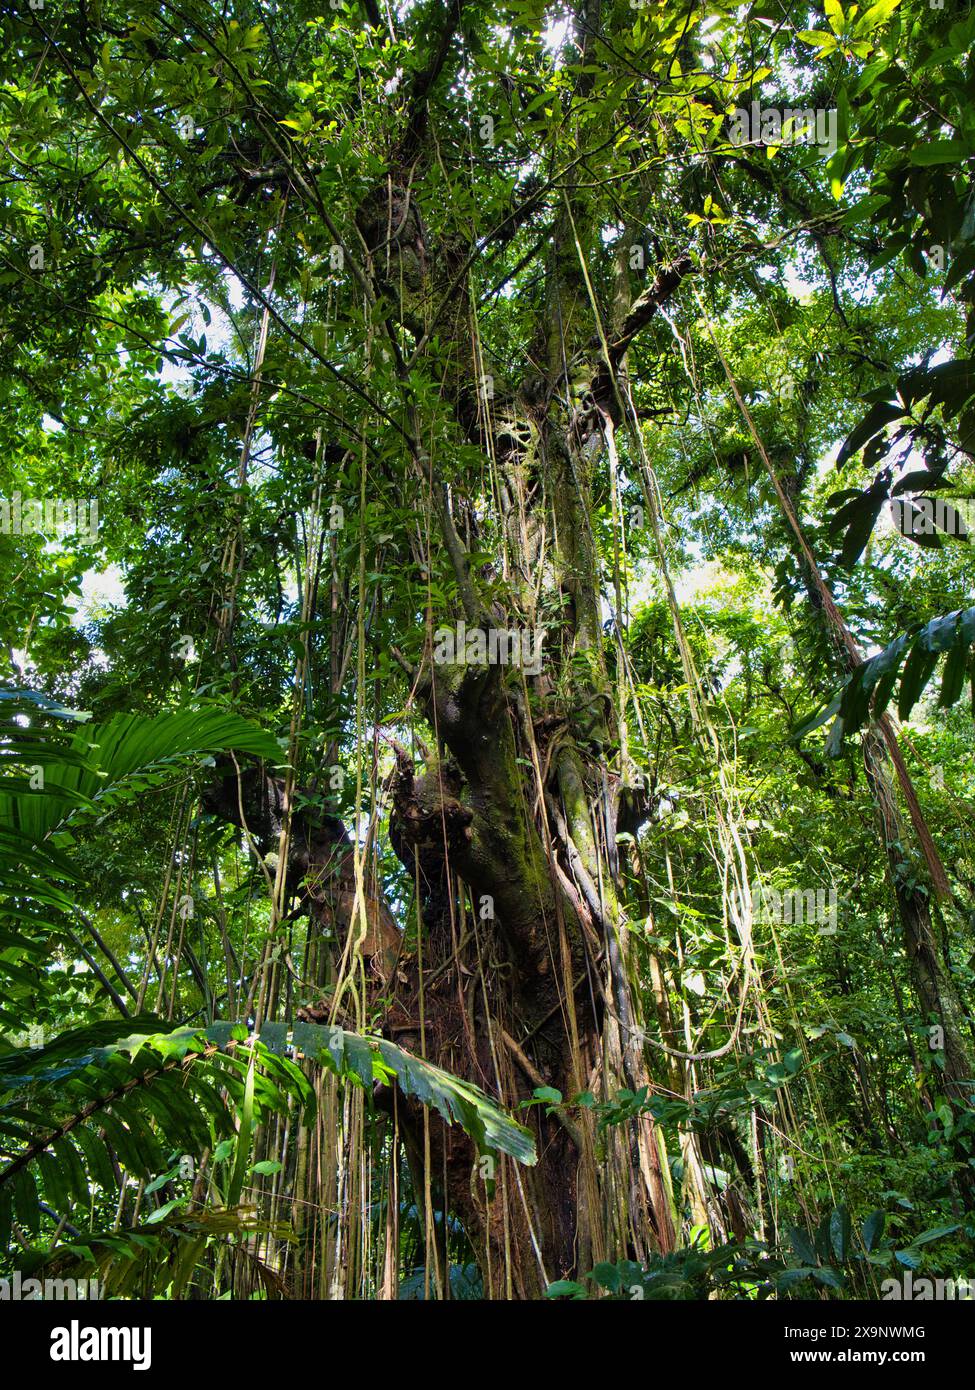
top-left (1, 0), bottom-right (974, 1301)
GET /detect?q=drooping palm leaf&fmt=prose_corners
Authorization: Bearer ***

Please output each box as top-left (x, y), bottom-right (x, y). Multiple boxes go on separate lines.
top-left (794, 605), bottom-right (975, 752)
top-left (0, 701), bottom-right (283, 1020)
top-left (0, 706), bottom-right (282, 846)
top-left (0, 1016), bottom-right (535, 1254)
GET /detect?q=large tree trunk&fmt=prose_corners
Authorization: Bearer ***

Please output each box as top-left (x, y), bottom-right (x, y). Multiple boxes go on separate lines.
top-left (204, 0), bottom-right (691, 1293)
top-left (205, 638), bottom-right (677, 1292)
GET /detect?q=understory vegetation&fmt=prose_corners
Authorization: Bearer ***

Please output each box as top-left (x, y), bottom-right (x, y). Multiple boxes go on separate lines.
top-left (1, 0), bottom-right (975, 1301)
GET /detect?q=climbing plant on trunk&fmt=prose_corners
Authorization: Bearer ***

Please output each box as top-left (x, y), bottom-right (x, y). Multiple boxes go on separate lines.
top-left (3, 0), bottom-right (974, 1300)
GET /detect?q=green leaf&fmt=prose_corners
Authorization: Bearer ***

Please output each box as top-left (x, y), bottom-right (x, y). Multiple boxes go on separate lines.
top-left (862, 1209), bottom-right (886, 1251)
top-left (913, 1222), bottom-right (960, 1245)
top-left (790, 1226), bottom-right (818, 1266)
top-left (589, 1261), bottom-right (623, 1291)
top-left (144, 1197), bottom-right (184, 1225)
top-left (837, 401), bottom-right (902, 466)
top-left (857, 0), bottom-right (901, 33)
top-left (260, 1021), bottom-right (535, 1164)
top-left (545, 1279), bottom-right (587, 1299)
top-left (800, 607), bottom-right (975, 749)
top-left (830, 1205), bottom-right (851, 1262)
top-left (909, 140), bottom-right (968, 166)
top-left (824, 0), bottom-right (846, 35)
